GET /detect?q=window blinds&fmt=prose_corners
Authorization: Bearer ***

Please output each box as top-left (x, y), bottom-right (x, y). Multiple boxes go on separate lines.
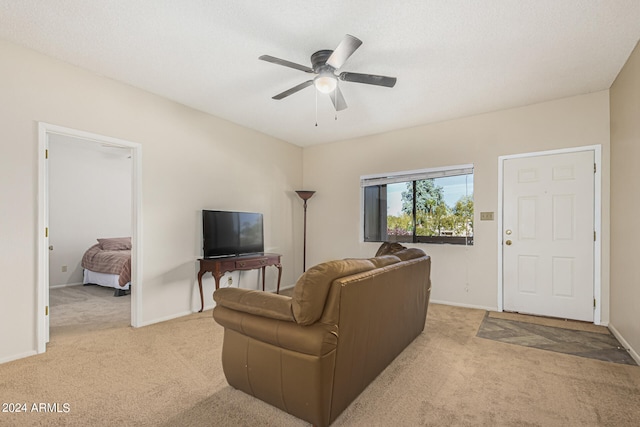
top-left (360, 164), bottom-right (474, 187)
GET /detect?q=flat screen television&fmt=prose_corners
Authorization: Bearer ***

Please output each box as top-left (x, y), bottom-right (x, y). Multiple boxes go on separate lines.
top-left (202, 210), bottom-right (264, 258)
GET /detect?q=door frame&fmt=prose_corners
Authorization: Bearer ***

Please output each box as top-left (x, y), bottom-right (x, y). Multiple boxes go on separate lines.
top-left (37, 122), bottom-right (143, 354)
top-left (497, 145), bottom-right (602, 324)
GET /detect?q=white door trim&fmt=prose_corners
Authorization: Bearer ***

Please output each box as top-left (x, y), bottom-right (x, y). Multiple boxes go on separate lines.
top-left (497, 145), bottom-right (602, 324)
top-left (37, 123), bottom-right (143, 354)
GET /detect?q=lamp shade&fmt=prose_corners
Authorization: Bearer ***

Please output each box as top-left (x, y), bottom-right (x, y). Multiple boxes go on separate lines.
top-left (295, 190), bottom-right (316, 201)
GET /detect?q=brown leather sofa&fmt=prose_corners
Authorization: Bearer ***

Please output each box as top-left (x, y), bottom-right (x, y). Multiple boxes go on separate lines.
top-left (212, 246), bottom-right (431, 426)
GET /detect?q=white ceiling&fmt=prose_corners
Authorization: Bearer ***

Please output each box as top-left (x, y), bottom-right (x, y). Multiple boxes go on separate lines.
top-left (1, 1), bottom-right (639, 147)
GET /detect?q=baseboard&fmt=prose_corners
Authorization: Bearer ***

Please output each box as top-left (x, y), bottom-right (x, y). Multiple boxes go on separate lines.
top-left (0, 350), bottom-right (37, 365)
top-left (50, 282), bottom-right (83, 289)
top-left (137, 310), bottom-right (193, 328)
top-left (608, 324), bottom-right (640, 365)
top-left (429, 299), bottom-right (496, 312)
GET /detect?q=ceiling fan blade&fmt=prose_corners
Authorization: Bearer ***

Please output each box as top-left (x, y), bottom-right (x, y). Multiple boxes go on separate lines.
top-left (339, 72), bottom-right (397, 88)
top-left (259, 55), bottom-right (313, 73)
top-left (272, 80), bottom-right (314, 100)
top-left (330, 85), bottom-right (348, 111)
top-left (326, 34), bottom-right (362, 69)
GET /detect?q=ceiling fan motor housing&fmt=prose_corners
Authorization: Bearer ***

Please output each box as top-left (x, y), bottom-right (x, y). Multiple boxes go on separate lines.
top-left (311, 50), bottom-right (335, 73)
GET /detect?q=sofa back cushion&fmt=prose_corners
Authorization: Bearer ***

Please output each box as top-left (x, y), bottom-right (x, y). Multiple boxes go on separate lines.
top-left (374, 242), bottom-right (406, 256)
top-left (292, 259), bottom-right (375, 325)
top-left (393, 247), bottom-right (427, 261)
top-left (369, 255), bottom-right (401, 268)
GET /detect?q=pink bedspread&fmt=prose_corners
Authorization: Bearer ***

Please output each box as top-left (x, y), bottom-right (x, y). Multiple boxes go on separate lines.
top-left (81, 244), bottom-right (131, 287)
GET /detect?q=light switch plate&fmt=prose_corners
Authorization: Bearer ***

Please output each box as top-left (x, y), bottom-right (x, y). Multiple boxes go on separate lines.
top-left (480, 212), bottom-right (494, 221)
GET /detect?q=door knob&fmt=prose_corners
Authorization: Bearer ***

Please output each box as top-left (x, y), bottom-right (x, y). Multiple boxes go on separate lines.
top-left (505, 240), bottom-right (512, 246)
top-left (505, 229), bottom-right (512, 235)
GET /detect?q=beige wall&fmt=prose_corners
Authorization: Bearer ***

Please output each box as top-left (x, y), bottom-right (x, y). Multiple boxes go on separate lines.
top-left (0, 40), bottom-right (303, 363)
top-left (610, 40), bottom-right (640, 359)
top-left (303, 91), bottom-right (610, 317)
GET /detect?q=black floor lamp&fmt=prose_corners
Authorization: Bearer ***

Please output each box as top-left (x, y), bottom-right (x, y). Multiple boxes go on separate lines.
top-left (295, 190), bottom-right (315, 272)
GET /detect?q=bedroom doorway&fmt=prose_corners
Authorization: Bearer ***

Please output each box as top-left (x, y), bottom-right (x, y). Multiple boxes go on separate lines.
top-left (37, 123), bottom-right (142, 354)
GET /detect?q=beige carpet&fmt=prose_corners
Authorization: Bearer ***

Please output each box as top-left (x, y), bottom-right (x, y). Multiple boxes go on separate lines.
top-left (1, 302), bottom-right (640, 426)
top-left (49, 284), bottom-right (130, 336)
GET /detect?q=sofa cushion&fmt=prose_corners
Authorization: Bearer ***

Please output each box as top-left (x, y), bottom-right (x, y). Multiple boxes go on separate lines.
top-left (292, 259), bottom-right (375, 325)
top-left (393, 247), bottom-right (427, 261)
top-left (369, 255), bottom-right (401, 268)
top-left (374, 242), bottom-right (406, 256)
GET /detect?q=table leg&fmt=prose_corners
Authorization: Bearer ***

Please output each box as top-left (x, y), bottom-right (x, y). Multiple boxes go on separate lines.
top-left (275, 263), bottom-right (282, 294)
top-left (197, 270), bottom-right (205, 313)
top-left (261, 266), bottom-right (266, 291)
top-left (213, 273), bottom-right (222, 290)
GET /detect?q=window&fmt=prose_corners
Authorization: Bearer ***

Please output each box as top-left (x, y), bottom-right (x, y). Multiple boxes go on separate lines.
top-left (362, 165), bottom-right (474, 245)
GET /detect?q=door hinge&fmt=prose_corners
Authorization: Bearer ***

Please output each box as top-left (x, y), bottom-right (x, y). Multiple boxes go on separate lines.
top-left (594, 231), bottom-right (596, 241)
top-left (45, 149), bottom-right (48, 159)
top-left (594, 163), bottom-right (596, 173)
top-left (45, 306), bottom-right (49, 316)
top-left (594, 298), bottom-right (596, 308)
top-left (45, 227), bottom-right (48, 238)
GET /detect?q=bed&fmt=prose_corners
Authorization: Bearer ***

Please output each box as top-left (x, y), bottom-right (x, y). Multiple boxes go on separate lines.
top-left (81, 237), bottom-right (132, 296)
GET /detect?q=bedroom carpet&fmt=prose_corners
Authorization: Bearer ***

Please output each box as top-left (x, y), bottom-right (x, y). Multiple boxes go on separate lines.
top-left (1, 302), bottom-right (639, 426)
top-left (49, 284), bottom-right (130, 336)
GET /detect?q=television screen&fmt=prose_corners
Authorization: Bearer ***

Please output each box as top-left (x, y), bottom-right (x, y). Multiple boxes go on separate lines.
top-left (202, 210), bottom-right (264, 257)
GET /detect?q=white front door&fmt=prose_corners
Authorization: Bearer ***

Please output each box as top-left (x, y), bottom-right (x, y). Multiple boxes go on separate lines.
top-left (503, 150), bottom-right (595, 322)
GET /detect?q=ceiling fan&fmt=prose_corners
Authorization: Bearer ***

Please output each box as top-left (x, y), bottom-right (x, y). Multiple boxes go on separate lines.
top-left (259, 34), bottom-right (397, 111)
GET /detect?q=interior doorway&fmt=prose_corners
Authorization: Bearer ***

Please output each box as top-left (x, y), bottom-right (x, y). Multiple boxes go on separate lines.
top-left (498, 145), bottom-right (602, 324)
top-left (37, 123), bottom-right (143, 353)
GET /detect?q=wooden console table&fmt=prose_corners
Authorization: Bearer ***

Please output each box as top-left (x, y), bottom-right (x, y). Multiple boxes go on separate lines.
top-left (196, 253), bottom-right (282, 312)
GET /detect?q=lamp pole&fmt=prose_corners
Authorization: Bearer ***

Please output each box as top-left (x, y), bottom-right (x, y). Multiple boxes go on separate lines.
top-left (295, 190), bottom-right (315, 272)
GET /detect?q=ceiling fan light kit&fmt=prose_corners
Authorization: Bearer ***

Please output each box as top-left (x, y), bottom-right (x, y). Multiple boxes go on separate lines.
top-left (259, 34), bottom-right (397, 115)
top-left (313, 73), bottom-right (337, 94)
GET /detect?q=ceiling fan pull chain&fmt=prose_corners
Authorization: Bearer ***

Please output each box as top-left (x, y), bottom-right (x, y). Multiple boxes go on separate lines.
top-left (315, 89), bottom-right (318, 127)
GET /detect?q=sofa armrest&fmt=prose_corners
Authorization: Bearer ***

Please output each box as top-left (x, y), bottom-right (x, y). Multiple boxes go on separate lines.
top-left (213, 287), bottom-right (295, 322)
top-left (213, 305), bottom-right (338, 356)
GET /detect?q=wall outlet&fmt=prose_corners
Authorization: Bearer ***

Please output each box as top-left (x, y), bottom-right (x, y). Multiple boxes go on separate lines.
top-left (61, 265), bottom-right (67, 272)
top-left (227, 276), bottom-right (233, 285)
